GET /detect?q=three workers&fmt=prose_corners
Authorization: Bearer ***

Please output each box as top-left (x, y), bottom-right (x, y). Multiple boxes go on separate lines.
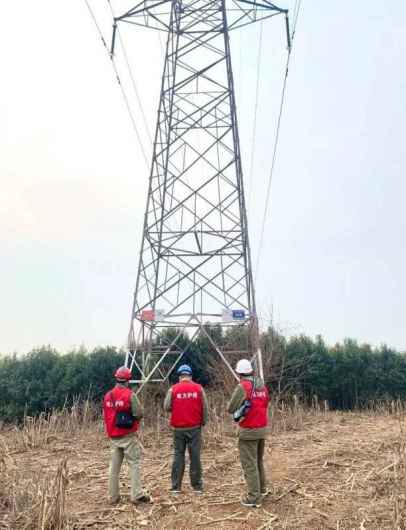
top-left (103, 359), bottom-right (270, 508)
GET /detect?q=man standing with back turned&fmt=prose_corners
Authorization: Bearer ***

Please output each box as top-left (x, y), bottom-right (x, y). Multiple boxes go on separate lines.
top-left (103, 366), bottom-right (151, 505)
top-left (164, 364), bottom-right (208, 494)
top-left (227, 359), bottom-right (270, 508)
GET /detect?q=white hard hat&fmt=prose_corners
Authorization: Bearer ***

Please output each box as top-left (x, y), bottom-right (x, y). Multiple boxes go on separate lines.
top-left (236, 359), bottom-right (253, 375)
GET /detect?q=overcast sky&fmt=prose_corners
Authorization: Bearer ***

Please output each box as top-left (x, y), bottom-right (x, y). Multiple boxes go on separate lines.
top-left (1, 1), bottom-right (405, 354)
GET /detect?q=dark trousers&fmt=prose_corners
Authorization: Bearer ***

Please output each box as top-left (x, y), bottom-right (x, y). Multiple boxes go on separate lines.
top-left (171, 427), bottom-right (203, 490)
top-left (238, 438), bottom-right (267, 502)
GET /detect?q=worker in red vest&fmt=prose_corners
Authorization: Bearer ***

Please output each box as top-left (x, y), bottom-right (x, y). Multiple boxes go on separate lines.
top-left (227, 359), bottom-right (270, 508)
top-left (103, 366), bottom-right (151, 505)
top-left (164, 364), bottom-right (208, 493)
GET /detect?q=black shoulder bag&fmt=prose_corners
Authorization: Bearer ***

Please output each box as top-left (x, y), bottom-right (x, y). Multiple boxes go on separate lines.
top-left (233, 379), bottom-right (255, 422)
top-left (110, 390), bottom-right (136, 429)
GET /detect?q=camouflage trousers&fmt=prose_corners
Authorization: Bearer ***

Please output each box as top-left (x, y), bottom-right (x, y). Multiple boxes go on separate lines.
top-left (238, 438), bottom-right (267, 503)
top-left (108, 434), bottom-right (143, 502)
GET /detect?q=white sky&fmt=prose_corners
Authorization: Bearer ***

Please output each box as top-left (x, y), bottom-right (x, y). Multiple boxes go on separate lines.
top-left (1, 1), bottom-right (405, 354)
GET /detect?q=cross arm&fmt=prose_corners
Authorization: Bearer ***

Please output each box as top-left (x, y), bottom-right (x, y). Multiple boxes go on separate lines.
top-left (110, 0), bottom-right (289, 48)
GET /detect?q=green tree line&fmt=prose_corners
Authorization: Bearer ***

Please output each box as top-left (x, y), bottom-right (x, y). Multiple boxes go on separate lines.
top-left (262, 331), bottom-right (406, 409)
top-left (0, 330), bottom-right (405, 421)
top-left (0, 347), bottom-right (125, 421)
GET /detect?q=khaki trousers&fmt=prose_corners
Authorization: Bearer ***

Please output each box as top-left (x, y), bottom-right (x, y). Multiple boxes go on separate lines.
top-left (238, 438), bottom-right (267, 503)
top-left (108, 434), bottom-right (142, 502)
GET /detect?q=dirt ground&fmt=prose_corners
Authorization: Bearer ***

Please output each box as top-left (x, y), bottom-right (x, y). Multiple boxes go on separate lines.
top-left (4, 409), bottom-right (406, 529)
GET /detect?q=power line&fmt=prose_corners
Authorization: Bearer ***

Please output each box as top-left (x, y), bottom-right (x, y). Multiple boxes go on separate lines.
top-left (247, 21), bottom-right (264, 215)
top-left (238, 31), bottom-right (244, 114)
top-left (106, 0), bottom-right (154, 145)
top-left (83, 0), bottom-right (150, 169)
top-left (254, 2), bottom-right (302, 280)
top-left (292, 0), bottom-right (302, 38)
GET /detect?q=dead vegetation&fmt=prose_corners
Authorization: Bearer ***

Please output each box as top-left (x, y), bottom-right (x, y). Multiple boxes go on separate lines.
top-left (0, 439), bottom-right (68, 530)
top-left (2, 399), bottom-right (406, 529)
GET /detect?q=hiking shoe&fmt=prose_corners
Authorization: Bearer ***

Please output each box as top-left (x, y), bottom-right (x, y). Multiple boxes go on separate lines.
top-left (109, 497), bottom-right (120, 505)
top-left (193, 488), bottom-right (204, 494)
top-left (170, 488), bottom-right (181, 494)
top-left (132, 494), bottom-right (151, 504)
top-left (241, 497), bottom-right (261, 508)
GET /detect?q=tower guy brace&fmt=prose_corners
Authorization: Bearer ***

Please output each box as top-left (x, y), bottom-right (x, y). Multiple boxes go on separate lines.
top-left (111, 0), bottom-right (289, 388)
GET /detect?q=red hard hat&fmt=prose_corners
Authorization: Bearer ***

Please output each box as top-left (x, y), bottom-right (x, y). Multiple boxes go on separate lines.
top-left (114, 366), bottom-right (132, 381)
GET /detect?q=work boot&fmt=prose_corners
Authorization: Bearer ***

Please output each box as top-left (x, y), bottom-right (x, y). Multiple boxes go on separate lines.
top-left (240, 497), bottom-right (261, 508)
top-left (131, 493), bottom-right (151, 504)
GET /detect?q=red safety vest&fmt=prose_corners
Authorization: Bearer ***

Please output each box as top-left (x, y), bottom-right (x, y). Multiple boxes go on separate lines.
top-left (103, 386), bottom-right (140, 438)
top-left (239, 379), bottom-right (270, 429)
top-left (170, 381), bottom-right (203, 428)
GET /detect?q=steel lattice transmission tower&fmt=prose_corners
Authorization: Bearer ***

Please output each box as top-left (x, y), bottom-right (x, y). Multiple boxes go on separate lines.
top-left (111, 0), bottom-right (289, 387)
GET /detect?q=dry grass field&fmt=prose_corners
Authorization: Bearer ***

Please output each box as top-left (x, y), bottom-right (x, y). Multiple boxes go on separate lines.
top-left (1, 399), bottom-right (406, 529)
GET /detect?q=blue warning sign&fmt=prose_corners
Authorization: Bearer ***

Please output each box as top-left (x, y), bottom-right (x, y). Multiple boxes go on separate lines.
top-left (232, 309), bottom-right (246, 320)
